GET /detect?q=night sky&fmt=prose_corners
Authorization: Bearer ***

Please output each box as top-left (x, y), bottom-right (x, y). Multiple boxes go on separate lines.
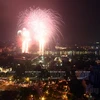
top-left (0, 0), bottom-right (100, 44)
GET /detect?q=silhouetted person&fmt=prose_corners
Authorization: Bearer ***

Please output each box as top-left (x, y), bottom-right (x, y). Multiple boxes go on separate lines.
top-left (69, 75), bottom-right (85, 99)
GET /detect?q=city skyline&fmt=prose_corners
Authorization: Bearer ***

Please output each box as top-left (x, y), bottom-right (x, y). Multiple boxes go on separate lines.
top-left (0, 0), bottom-right (100, 44)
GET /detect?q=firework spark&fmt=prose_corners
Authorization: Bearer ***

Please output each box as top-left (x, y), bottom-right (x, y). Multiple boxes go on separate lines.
top-left (17, 28), bottom-right (30, 53)
top-left (18, 7), bottom-right (63, 55)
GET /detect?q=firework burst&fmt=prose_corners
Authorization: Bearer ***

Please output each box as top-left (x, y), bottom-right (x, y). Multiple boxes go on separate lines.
top-left (18, 7), bottom-right (63, 55)
top-left (17, 28), bottom-right (30, 53)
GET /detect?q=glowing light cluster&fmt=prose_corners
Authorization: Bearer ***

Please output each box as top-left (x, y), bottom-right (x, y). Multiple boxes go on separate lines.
top-left (17, 28), bottom-right (30, 53)
top-left (18, 7), bottom-right (62, 55)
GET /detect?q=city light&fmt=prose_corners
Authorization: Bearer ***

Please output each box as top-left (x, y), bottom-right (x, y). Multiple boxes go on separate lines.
top-left (40, 96), bottom-right (45, 100)
top-left (26, 77), bottom-right (30, 82)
